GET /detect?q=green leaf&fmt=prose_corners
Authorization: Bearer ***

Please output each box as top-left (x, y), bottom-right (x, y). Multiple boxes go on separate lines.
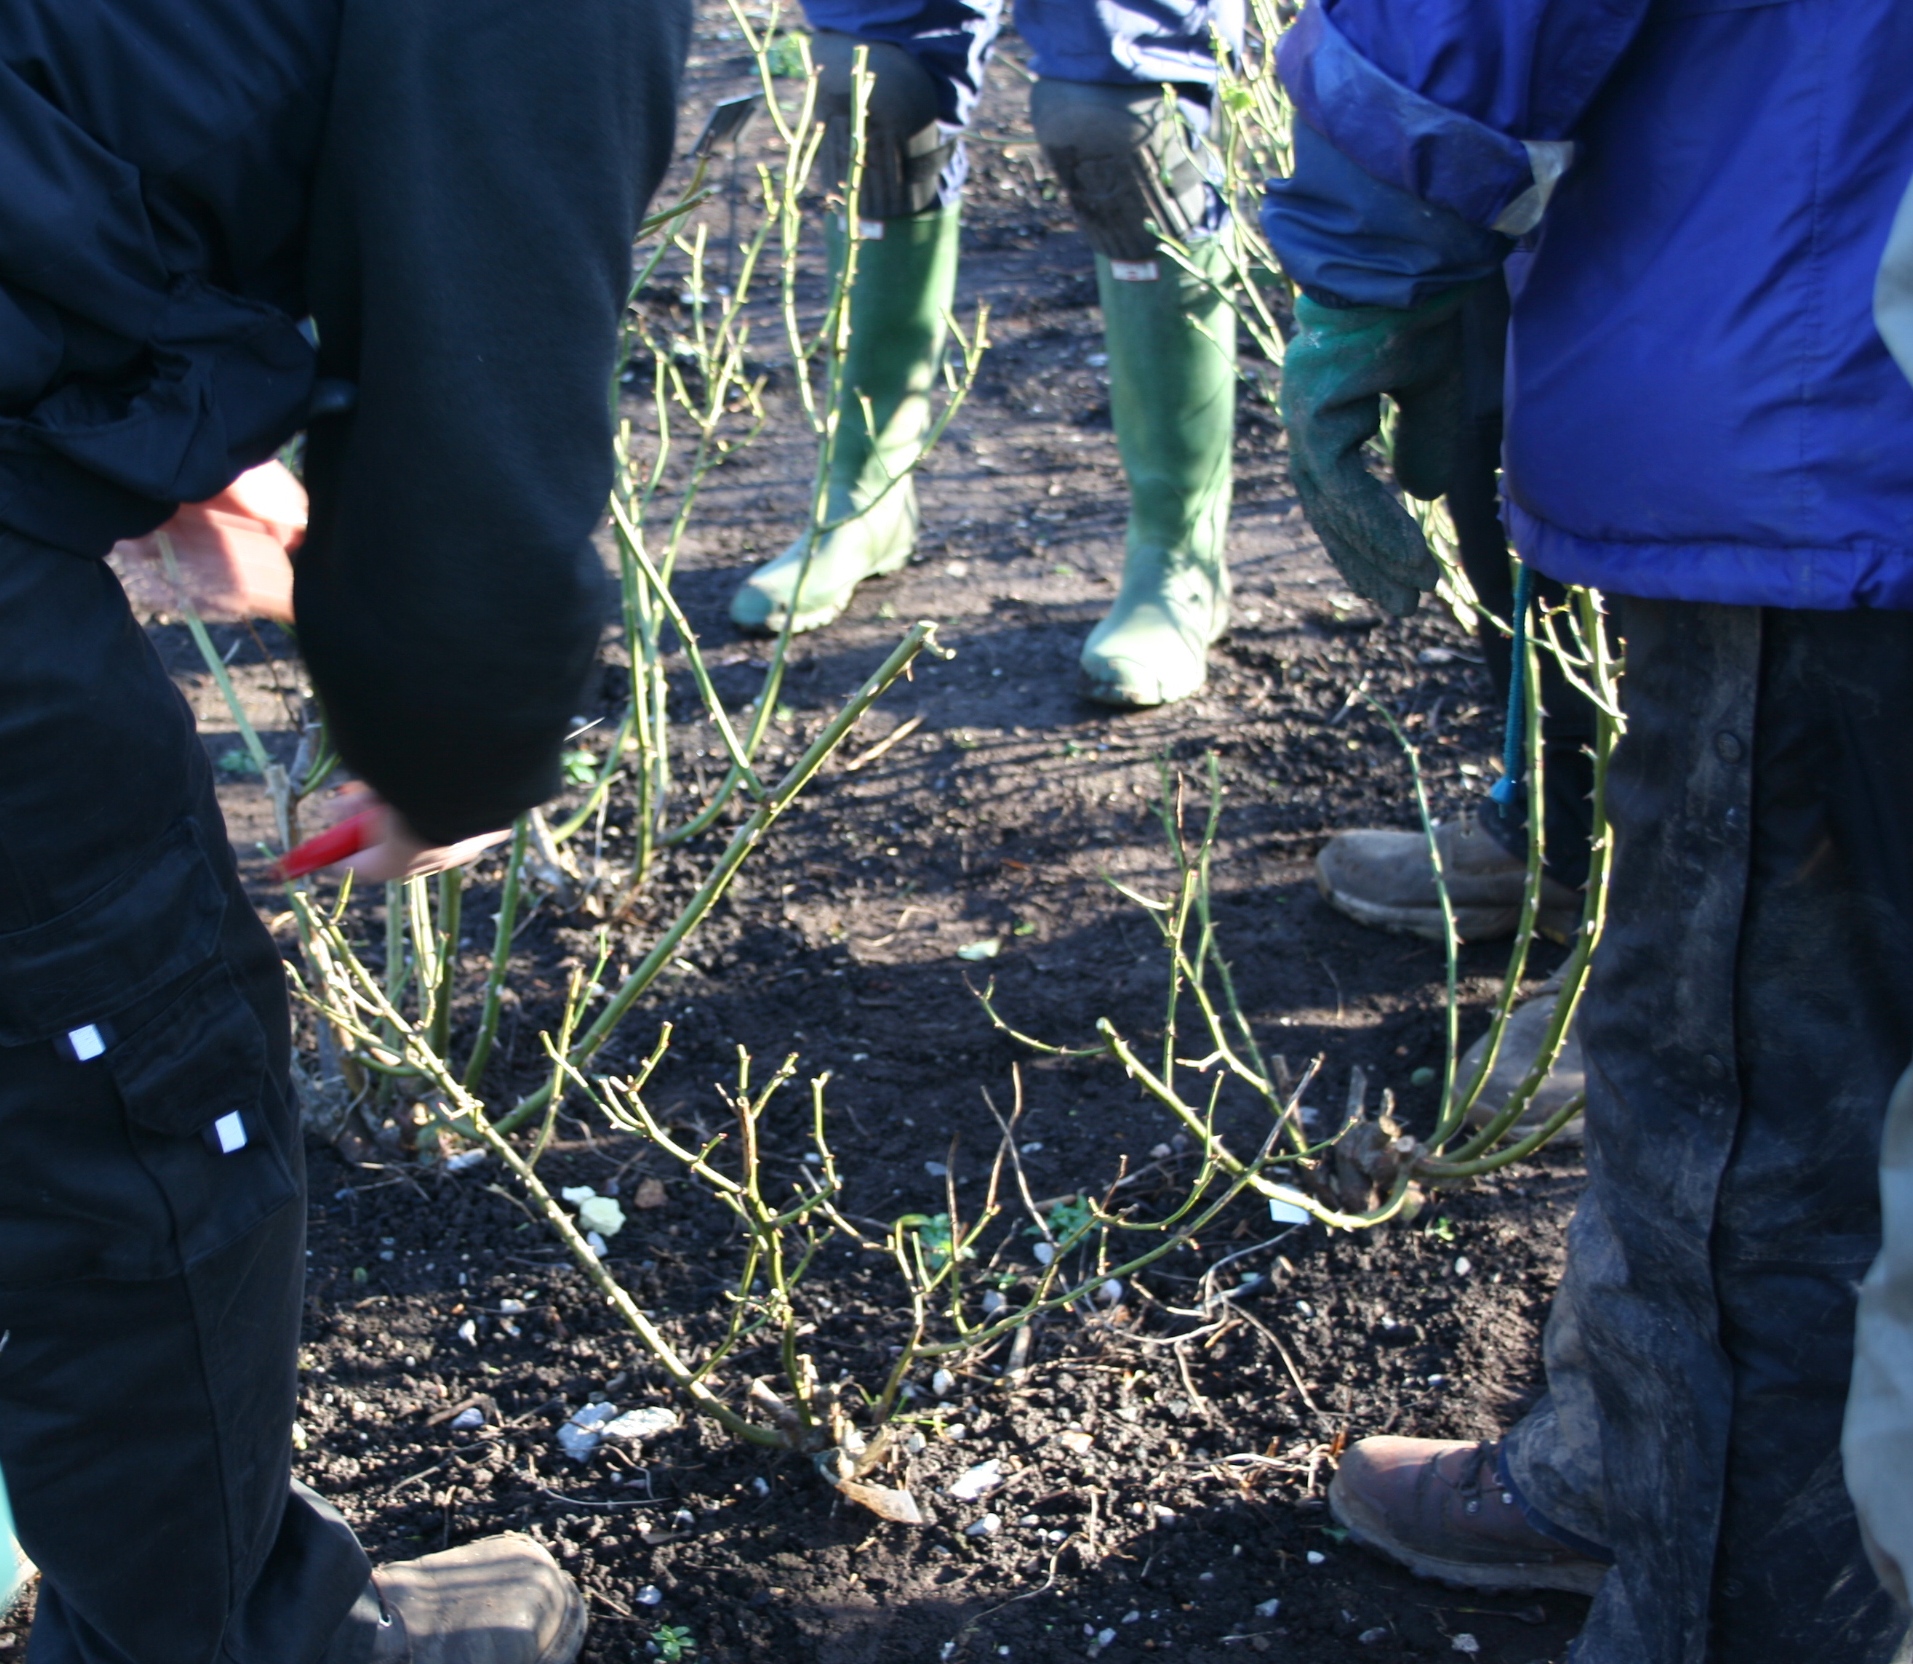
top-left (219, 747), bottom-right (263, 776)
top-left (561, 747), bottom-right (598, 786)
top-left (956, 938), bottom-right (1001, 962)
top-left (764, 33), bottom-right (809, 77)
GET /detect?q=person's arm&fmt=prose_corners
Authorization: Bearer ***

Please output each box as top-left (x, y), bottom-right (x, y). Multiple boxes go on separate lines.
top-left (1264, 0), bottom-right (1650, 307)
top-left (1259, 0), bottom-right (1651, 613)
top-left (297, 0), bottom-right (689, 847)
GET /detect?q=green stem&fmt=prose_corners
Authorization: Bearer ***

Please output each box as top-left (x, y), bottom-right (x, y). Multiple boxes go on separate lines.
top-left (462, 819), bottom-right (529, 1090)
top-left (427, 866), bottom-right (462, 1060)
top-left (496, 622), bottom-right (941, 1131)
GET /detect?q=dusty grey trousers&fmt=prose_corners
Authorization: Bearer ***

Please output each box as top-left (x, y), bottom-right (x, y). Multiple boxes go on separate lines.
top-left (1499, 601), bottom-right (1913, 1663)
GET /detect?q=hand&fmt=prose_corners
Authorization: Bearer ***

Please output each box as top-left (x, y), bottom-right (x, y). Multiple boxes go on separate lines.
top-left (110, 460), bottom-right (308, 623)
top-left (1278, 288), bottom-right (1473, 616)
top-left (318, 787), bottom-right (510, 883)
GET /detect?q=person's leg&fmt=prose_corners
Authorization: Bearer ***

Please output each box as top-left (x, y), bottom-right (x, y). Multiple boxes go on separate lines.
top-left (1336, 601), bottom-right (1913, 1661)
top-left (1019, 0), bottom-right (1243, 706)
top-left (0, 533), bottom-right (590, 1664)
top-left (730, 0), bottom-right (1000, 633)
top-left (1698, 607), bottom-right (1913, 1659)
top-left (0, 530), bottom-right (372, 1664)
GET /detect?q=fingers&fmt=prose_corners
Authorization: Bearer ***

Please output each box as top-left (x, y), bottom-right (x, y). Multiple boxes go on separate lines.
top-left (334, 800), bottom-right (510, 883)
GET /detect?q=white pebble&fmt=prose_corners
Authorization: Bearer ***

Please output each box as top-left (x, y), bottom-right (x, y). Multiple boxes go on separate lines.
top-left (932, 1367), bottom-right (957, 1398)
top-left (1307, 1550), bottom-right (1326, 1565)
top-left (636, 1584), bottom-right (664, 1606)
top-left (1033, 1242), bottom-right (1056, 1266)
top-left (964, 1513), bottom-right (1002, 1538)
top-left (1452, 1636), bottom-right (1480, 1656)
top-left (1454, 1255), bottom-right (1473, 1277)
top-left (1255, 1598), bottom-right (1281, 1618)
top-left (946, 1459), bottom-right (1005, 1501)
top-left (449, 1407), bottom-right (485, 1432)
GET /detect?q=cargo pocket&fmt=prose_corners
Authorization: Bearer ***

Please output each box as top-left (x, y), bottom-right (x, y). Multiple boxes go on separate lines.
top-left (108, 962), bottom-right (297, 1270)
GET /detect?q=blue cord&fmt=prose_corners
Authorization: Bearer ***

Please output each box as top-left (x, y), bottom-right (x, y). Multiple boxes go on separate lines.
top-left (1489, 559), bottom-right (1534, 807)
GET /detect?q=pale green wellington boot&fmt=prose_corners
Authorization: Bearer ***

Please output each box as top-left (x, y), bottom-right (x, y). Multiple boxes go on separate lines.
top-left (1080, 236), bottom-right (1237, 705)
top-left (731, 203), bottom-right (961, 634)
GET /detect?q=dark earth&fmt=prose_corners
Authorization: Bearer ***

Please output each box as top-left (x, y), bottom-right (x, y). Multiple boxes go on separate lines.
top-left (2, 13), bottom-right (1590, 1662)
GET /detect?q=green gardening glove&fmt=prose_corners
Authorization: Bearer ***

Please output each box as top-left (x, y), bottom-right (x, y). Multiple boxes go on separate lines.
top-left (1278, 286), bottom-right (1475, 616)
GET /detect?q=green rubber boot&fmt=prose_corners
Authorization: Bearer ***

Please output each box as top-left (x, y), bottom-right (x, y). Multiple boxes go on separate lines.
top-left (731, 204), bottom-right (961, 634)
top-left (1080, 236), bottom-right (1236, 706)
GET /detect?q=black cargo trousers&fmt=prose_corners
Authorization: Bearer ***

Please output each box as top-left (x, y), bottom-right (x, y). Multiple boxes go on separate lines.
top-left (0, 528), bottom-right (375, 1663)
top-left (1498, 602), bottom-right (1913, 1663)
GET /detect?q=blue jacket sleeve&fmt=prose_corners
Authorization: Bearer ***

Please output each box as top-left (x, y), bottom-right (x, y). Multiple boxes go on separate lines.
top-left (1262, 0), bottom-right (1652, 307)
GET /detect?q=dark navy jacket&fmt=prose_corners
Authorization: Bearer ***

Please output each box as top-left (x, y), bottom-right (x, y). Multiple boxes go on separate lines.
top-left (0, 0), bottom-right (688, 840)
top-left (1262, 0), bottom-right (1913, 611)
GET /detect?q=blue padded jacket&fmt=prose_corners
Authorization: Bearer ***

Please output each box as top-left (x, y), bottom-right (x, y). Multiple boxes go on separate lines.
top-left (1262, 0), bottom-right (1913, 611)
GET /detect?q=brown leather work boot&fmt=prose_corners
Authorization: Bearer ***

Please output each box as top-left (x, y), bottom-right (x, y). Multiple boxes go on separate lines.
top-left (1329, 1437), bottom-right (1608, 1595)
top-left (367, 1535), bottom-right (587, 1664)
top-left (1313, 816), bottom-right (1581, 943)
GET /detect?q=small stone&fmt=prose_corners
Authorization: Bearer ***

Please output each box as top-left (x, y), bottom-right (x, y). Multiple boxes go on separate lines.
top-left (981, 1289), bottom-right (1007, 1316)
top-left (600, 1406), bottom-right (675, 1444)
top-left (1254, 1598), bottom-right (1281, 1618)
top-left (932, 1367), bottom-right (957, 1398)
top-left (964, 1513), bottom-right (1002, 1538)
top-left (1033, 1242), bottom-right (1056, 1266)
top-left (752, 1476), bottom-right (771, 1498)
top-left (555, 1401), bottom-right (617, 1463)
top-left (1306, 1550), bottom-right (1326, 1565)
top-left (450, 1407), bottom-right (485, 1432)
top-left (1096, 1279), bottom-right (1124, 1306)
top-left (1055, 1429), bottom-right (1094, 1455)
top-left (456, 1318), bottom-right (478, 1346)
top-left (947, 1459), bottom-right (1005, 1501)
top-left (1359, 1628), bottom-right (1390, 1644)
top-left (577, 1196), bottom-right (626, 1237)
top-left (1454, 1256), bottom-right (1473, 1277)
top-left (1451, 1637), bottom-right (1480, 1656)
top-left (585, 1231), bottom-right (609, 1258)
top-left (636, 1584), bottom-right (664, 1606)
top-left (560, 1186), bottom-right (596, 1205)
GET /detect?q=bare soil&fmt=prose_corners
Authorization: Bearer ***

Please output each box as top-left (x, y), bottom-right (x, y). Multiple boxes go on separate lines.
top-left (2, 19), bottom-right (1590, 1664)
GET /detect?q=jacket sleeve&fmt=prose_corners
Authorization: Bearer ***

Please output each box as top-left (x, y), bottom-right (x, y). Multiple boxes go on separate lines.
top-left (296, 0), bottom-right (689, 845)
top-left (1262, 0), bottom-right (1651, 308)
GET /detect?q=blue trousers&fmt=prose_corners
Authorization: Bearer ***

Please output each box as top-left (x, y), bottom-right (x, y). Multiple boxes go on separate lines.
top-left (800, 0), bottom-right (1242, 130)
